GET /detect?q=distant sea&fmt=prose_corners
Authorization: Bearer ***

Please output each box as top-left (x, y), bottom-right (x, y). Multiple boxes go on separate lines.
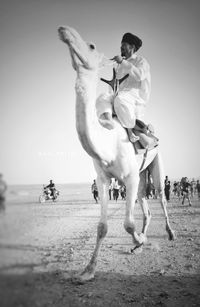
top-left (6, 183), bottom-right (93, 204)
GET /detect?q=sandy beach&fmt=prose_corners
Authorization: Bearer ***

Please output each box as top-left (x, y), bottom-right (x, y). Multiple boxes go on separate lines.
top-left (0, 184), bottom-right (200, 307)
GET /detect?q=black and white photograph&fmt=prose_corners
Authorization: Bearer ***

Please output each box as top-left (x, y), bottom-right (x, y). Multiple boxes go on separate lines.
top-left (1, 0), bottom-right (200, 306)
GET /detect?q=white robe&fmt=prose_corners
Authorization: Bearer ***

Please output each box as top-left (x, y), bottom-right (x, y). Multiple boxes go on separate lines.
top-left (96, 53), bottom-right (151, 128)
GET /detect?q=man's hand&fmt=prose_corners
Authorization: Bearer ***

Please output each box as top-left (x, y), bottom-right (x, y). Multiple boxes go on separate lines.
top-left (111, 55), bottom-right (124, 64)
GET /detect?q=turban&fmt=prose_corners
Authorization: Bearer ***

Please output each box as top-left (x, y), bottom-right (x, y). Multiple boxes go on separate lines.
top-left (121, 33), bottom-right (142, 51)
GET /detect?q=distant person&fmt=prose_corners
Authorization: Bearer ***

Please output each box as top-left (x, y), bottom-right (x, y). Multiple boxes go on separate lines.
top-left (181, 177), bottom-right (192, 206)
top-left (0, 173), bottom-right (7, 210)
top-left (45, 180), bottom-right (56, 199)
top-left (120, 185), bottom-right (126, 200)
top-left (176, 182), bottom-right (182, 201)
top-left (164, 176), bottom-right (171, 201)
top-left (146, 181), bottom-right (152, 199)
top-left (113, 179), bottom-right (120, 201)
top-left (91, 180), bottom-right (99, 203)
top-left (109, 179), bottom-right (113, 200)
top-left (173, 181), bottom-right (178, 198)
top-left (196, 180), bottom-right (200, 200)
top-left (190, 178), bottom-right (196, 198)
top-left (152, 184), bottom-right (157, 199)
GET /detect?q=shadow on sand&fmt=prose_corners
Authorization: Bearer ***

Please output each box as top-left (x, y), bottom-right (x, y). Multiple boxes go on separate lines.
top-left (0, 267), bottom-right (199, 307)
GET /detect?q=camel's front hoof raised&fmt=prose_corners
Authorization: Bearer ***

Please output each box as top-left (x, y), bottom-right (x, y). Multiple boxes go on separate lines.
top-left (71, 272), bottom-right (95, 284)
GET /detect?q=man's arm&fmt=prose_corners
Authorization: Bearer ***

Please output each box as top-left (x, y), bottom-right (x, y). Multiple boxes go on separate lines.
top-left (121, 57), bottom-right (150, 81)
top-left (112, 55), bottom-right (150, 81)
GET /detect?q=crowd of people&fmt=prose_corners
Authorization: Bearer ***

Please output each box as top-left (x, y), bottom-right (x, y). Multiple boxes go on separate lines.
top-left (145, 175), bottom-right (200, 206)
top-left (110, 179), bottom-right (126, 201)
top-left (171, 177), bottom-right (200, 205)
top-left (91, 176), bottom-right (200, 206)
top-left (159, 176), bottom-right (200, 206)
top-left (1, 172), bottom-right (199, 207)
top-left (91, 178), bottom-right (126, 203)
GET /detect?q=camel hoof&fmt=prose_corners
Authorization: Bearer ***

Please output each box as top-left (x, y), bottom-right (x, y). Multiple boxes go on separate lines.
top-left (131, 243), bottom-right (144, 254)
top-left (71, 272), bottom-right (95, 284)
top-left (166, 225), bottom-right (176, 241)
top-left (168, 230), bottom-right (176, 241)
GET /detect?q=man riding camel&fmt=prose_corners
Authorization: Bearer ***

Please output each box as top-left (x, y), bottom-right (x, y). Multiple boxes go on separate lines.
top-left (96, 32), bottom-right (158, 149)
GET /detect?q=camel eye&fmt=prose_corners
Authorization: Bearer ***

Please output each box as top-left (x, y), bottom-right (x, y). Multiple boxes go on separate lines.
top-left (89, 43), bottom-right (95, 50)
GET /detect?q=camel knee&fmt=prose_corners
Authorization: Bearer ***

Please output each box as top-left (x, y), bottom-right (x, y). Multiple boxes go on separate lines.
top-left (97, 222), bottom-right (108, 240)
top-left (124, 220), bottom-right (135, 235)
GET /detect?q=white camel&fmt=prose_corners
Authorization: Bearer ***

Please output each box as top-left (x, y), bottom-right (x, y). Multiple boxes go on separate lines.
top-left (58, 26), bottom-right (175, 283)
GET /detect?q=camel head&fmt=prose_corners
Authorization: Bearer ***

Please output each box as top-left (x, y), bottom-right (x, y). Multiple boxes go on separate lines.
top-left (58, 26), bottom-right (103, 72)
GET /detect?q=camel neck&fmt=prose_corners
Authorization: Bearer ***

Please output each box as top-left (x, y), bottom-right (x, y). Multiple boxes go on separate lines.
top-left (75, 72), bottom-right (101, 160)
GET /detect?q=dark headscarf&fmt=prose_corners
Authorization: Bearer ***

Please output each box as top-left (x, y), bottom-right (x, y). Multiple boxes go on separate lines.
top-left (121, 33), bottom-right (142, 51)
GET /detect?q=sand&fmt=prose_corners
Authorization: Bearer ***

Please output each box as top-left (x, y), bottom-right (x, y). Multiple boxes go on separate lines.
top-left (0, 188), bottom-right (200, 307)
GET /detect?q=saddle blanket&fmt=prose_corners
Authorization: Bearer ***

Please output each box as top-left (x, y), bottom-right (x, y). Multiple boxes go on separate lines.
top-left (136, 146), bottom-right (158, 172)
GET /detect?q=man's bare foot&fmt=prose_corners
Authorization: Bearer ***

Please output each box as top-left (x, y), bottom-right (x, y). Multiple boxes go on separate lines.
top-left (99, 112), bottom-right (115, 130)
top-left (127, 129), bottom-right (140, 143)
top-left (129, 134), bottom-right (140, 143)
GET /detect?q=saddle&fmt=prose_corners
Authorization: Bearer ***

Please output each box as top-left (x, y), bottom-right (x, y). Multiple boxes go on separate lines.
top-left (131, 119), bottom-right (159, 154)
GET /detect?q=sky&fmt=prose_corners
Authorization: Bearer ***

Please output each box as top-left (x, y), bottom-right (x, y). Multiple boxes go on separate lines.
top-left (1, 0), bottom-right (200, 184)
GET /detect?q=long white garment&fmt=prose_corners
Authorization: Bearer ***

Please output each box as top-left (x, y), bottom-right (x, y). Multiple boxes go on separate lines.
top-left (96, 53), bottom-right (151, 128)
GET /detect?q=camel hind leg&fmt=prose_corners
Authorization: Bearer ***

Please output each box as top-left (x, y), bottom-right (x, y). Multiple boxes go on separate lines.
top-left (73, 175), bottom-right (109, 284)
top-left (137, 169), bottom-right (152, 242)
top-left (149, 153), bottom-right (175, 240)
top-left (124, 173), bottom-right (147, 250)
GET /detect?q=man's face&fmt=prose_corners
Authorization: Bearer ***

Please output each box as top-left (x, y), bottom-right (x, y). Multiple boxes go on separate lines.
top-left (121, 42), bottom-right (134, 58)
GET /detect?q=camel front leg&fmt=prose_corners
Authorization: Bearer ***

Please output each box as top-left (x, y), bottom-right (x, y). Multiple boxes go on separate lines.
top-left (137, 170), bottom-right (151, 240)
top-left (73, 177), bottom-right (109, 283)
